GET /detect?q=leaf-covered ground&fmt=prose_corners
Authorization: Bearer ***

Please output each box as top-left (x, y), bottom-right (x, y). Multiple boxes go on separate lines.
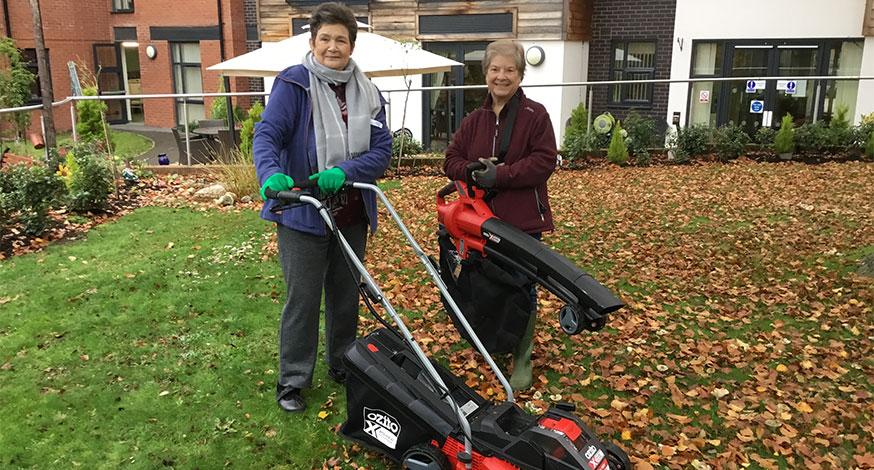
top-left (1, 160), bottom-right (873, 470)
top-left (363, 160), bottom-right (874, 470)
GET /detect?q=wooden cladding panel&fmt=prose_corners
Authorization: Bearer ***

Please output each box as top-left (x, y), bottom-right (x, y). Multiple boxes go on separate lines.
top-left (259, 0), bottom-right (577, 41)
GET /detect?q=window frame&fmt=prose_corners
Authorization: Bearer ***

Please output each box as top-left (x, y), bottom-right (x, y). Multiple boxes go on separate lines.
top-left (608, 39), bottom-right (657, 108)
top-left (169, 42), bottom-right (204, 125)
top-left (22, 48), bottom-right (51, 105)
top-left (111, 0), bottom-right (134, 13)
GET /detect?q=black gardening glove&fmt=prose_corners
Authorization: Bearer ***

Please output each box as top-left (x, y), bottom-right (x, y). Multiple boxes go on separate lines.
top-left (472, 157), bottom-right (498, 188)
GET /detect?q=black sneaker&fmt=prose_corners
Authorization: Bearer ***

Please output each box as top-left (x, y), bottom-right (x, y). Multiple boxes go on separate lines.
top-left (327, 368), bottom-right (347, 384)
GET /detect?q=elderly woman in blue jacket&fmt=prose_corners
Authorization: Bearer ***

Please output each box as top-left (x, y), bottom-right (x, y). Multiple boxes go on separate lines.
top-left (253, 2), bottom-right (392, 414)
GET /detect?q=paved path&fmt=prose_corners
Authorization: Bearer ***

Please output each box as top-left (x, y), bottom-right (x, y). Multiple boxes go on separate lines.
top-left (110, 123), bottom-right (180, 166)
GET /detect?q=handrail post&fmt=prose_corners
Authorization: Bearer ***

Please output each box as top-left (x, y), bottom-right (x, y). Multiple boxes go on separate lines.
top-left (182, 98), bottom-right (190, 166)
top-left (70, 99), bottom-right (78, 142)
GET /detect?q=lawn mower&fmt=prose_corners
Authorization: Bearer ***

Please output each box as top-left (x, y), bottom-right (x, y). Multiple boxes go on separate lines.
top-left (266, 177), bottom-right (629, 470)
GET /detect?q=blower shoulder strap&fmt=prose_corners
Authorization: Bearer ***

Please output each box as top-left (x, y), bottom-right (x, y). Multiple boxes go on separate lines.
top-left (497, 93), bottom-right (520, 164)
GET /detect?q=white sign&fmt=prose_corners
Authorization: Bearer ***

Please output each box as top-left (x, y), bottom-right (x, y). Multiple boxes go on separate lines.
top-left (750, 100), bottom-right (764, 114)
top-left (745, 80), bottom-right (757, 93)
top-left (777, 80), bottom-right (806, 97)
top-left (699, 90), bottom-right (710, 103)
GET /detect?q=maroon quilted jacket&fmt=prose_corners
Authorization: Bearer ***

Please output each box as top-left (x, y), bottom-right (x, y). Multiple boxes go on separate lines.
top-left (444, 88), bottom-right (557, 233)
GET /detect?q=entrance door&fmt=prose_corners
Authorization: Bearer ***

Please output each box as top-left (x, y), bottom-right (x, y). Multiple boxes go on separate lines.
top-left (422, 42), bottom-right (487, 151)
top-left (121, 44), bottom-right (143, 123)
top-left (722, 43), bottom-right (819, 133)
top-left (93, 43), bottom-right (126, 123)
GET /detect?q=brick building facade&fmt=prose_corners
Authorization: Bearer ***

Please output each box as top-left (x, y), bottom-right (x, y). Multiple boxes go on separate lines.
top-left (588, 0), bottom-right (677, 130)
top-left (0, 0), bottom-right (250, 133)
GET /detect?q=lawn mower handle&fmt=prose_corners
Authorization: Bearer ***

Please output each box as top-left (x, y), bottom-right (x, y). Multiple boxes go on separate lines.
top-left (265, 178), bottom-right (358, 203)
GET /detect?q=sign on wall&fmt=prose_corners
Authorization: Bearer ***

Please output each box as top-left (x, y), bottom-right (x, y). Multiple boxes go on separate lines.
top-left (750, 100), bottom-right (764, 114)
top-left (699, 90), bottom-right (710, 103)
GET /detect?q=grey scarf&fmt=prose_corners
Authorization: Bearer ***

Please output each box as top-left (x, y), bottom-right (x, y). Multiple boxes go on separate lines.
top-left (303, 51), bottom-right (381, 172)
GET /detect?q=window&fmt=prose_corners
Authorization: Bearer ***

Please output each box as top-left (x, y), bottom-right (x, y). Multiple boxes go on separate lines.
top-left (21, 48), bottom-right (50, 104)
top-left (170, 43), bottom-right (205, 126)
top-left (112, 0), bottom-right (133, 13)
top-left (609, 41), bottom-right (656, 106)
top-left (688, 42), bottom-right (723, 127)
top-left (823, 40), bottom-right (863, 123)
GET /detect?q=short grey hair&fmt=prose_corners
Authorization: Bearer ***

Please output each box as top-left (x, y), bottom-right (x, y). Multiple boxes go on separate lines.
top-left (482, 40), bottom-right (526, 78)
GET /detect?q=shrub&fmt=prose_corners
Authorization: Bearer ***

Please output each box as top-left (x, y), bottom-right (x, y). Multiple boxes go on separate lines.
top-left (561, 131), bottom-right (608, 163)
top-left (5, 163), bottom-right (65, 235)
top-left (712, 123), bottom-right (751, 161)
top-left (633, 147), bottom-right (650, 166)
top-left (562, 102), bottom-right (588, 147)
top-left (211, 79), bottom-right (245, 123)
top-left (864, 130), bottom-right (874, 159)
top-left (76, 87), bottom-right (112, 146)
top-left (240, 102), bottom-right (263, 158)
top-left (66, 141), bottom-right (114, 212)
top-left (392, 135), bottom-right (423, 158)
top-left (607, 122), bottom-right (629, 165)
top-left (794, 121), bottom-right (828, 153)
top-left (755, 126), bottom-right (777, 151)
top-left (827, 105), bottom-right (853, 150)
top-left (774, 114), bottom-right (795, 156)
top-left (623, 111), bottom-right (657, 156)
top-left (0, 37), bottom-right (35, 146)
top-left (669, 124), bottom-right (710, 160)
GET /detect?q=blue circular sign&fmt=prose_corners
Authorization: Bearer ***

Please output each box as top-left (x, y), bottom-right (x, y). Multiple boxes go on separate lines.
top-left (751, 101), bottom-right (764, 113)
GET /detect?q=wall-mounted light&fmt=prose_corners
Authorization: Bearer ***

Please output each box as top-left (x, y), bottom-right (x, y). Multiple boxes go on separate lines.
top-left (121, 41), bottom-right (139, 48)
top-left (525, 45), bottom-right (545, 67)
top-left (145, 44), bottom-right (158, 60)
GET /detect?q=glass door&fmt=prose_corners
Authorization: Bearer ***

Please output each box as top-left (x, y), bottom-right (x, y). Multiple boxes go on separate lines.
top-left (772, 46), bottom-right (818, 127)
top-left (725, 46), bottom-right (769, 135)
top-left (422, 42), bottom-right (487, 151)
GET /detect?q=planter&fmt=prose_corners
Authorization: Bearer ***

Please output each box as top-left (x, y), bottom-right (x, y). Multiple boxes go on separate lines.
top-left (778, 152), bottom-right (793, 161)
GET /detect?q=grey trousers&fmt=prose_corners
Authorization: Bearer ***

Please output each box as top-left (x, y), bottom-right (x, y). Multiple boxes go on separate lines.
top-left (276, 222), bottom-right (367, 398)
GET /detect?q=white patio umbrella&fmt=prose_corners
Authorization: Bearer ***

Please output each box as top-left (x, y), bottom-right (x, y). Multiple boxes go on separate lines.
top-left (207, 31), bottom-right (462, 78)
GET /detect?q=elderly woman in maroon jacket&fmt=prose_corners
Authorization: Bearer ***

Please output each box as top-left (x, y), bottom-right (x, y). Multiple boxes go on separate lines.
top-left (443, 39), bottom-right (557, 390)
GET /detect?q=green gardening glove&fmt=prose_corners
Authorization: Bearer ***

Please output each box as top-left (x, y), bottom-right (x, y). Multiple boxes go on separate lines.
top-left (260, 173), bottom-right (295, 201)
top-left (309, 167), bottom-right (346, 195)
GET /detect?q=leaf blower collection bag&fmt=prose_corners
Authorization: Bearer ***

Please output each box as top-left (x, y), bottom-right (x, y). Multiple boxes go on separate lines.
top-left (436, 229), bottom-right (531, 354)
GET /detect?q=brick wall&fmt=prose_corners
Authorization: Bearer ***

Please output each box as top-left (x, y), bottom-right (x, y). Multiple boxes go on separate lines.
top-left (589, 0), bottom-right (676, 130)
top-left (0, 0), bottom-right (250, 133)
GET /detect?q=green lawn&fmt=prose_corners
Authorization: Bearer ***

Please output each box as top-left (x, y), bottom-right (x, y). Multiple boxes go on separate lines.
top-left (1, 161), bottom-right (873, 469)
top-left (2, 130), bottom-right (153, 159)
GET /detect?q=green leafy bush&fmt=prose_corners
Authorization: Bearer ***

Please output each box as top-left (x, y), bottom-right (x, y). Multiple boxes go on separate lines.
top-left (4, 163), bottom-right (65, 235)
top-left (211, 79), bottom-right (245, 123)
top-left (561, 131), bottom-right (608, 163)
top-left (633, 147), bottom-right (650, 166)
top-left (622, 111), bottom-right (657, 156)
top-left (755, 126), bottom-right (777, 151)
top-left (712, 123), bottom-right (751, 161)
top-left (607, 122), bottom-right (629, 165)
top-left (827, 106), bottom-right (853, 150)
top-left (669, 124), bottom-right (710, 162)
top-left (392, 135), bottom-right (423, 158)
top-left (66, 142), bottom-right (114, 212)
top-left (0, 169), bottom-right (14, 230)
top-left (240, 102), bottom-right (263, 158)
top-left (76, 87), bottom-right (112, 146)
top-left (0, 37), bottom-right (36, 145)
top-left (562, 102), bottom-right (588, 147)
top-left (866, 131), bottom-right (874, 159)
top-left (774, 114), bottom-right (795, 155)
top-left (794, 121), bottom-right (828, 153)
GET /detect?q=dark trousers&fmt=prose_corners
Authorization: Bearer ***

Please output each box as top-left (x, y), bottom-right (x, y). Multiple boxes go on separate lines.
top-left (275, 222), bottom-right (367, 399)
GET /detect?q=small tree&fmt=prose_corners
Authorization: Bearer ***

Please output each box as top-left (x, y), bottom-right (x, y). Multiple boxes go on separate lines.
top-left (607, 121), bottom-right (629, 165)
top-left (774, 114), bottom-right (795, 156)
top-left (239, 102), bottom-right (263, 158)
top-left (76, 87), bottom-right (110, 144)
top-left (210, 78), bottom-right (244, 123)
top-left (0, 37), bottom-right (36, 147)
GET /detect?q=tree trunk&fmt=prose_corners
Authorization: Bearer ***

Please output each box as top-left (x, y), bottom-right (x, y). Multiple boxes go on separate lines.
top-left (29, 0), bottom-right (57, 152)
